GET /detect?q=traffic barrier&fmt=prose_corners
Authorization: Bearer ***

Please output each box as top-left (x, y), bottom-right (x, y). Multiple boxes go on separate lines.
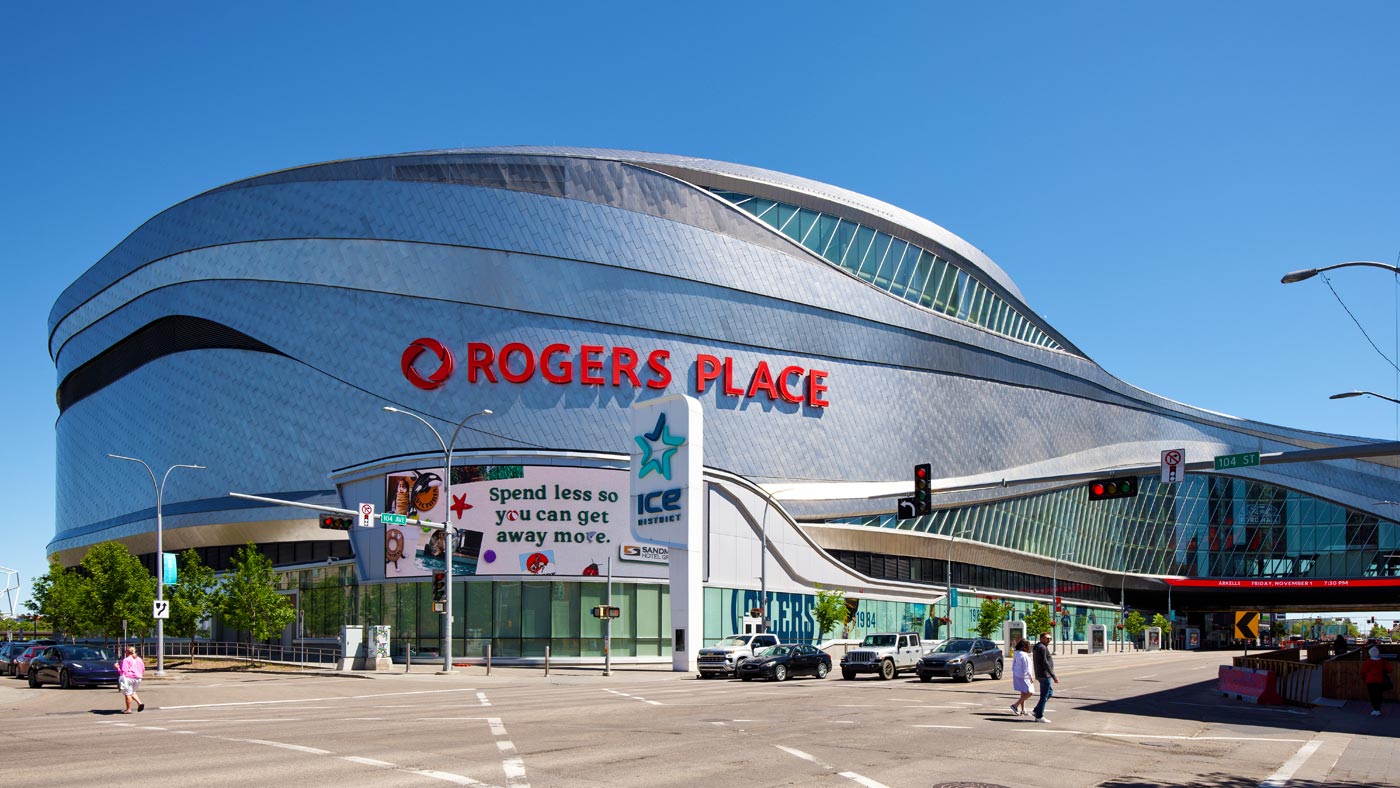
top-left (1218, 665), bottom-right (1283, 704)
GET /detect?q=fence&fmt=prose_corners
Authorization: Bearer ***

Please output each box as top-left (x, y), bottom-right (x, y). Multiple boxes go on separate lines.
top-left (1232, 652), bottom-right (1318, 705)
top-left (139, 640), bottom-right (341, 669)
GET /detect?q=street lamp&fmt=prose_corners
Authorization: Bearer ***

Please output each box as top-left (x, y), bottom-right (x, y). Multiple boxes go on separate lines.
top-left (1119, 566), bottom-right (1141, 653)
top-left (756, 485), bottom-right (799, 634)
top-left (945, 526), bottom-right (973, 634)
top-left (1330, 390), bottom-right (1400, 406)
top-left (1052, 550), bottom-right (1074, 655)
top-left (382, 406), bottom-right (491, 673)
top-left (1280, 260), bottom-right (1400, 284)
top-left (107, 454), bottom-right (205, 676)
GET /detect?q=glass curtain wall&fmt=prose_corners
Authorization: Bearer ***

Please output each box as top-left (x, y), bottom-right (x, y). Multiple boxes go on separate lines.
top-left (829, 473), bottom-right (1399, 579)
top-left (710, 190), bottom-right (1064, 351)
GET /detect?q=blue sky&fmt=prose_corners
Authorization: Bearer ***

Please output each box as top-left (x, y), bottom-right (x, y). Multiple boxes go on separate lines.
top-left (4, 3), bottom-right (1398, 622)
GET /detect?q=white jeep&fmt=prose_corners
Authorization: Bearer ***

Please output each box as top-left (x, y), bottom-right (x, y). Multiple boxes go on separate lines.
top-left (839, 632), bottom-right (930, 680)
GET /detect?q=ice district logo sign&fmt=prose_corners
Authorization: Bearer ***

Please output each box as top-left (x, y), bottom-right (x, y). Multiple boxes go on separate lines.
top-left (635, 412), bottom-right (686, 480)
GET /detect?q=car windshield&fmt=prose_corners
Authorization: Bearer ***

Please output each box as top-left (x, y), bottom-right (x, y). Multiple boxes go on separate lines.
top-left (860, 635), bottom-right (897, 648)
top-left (714, 636), bottom-right (749, 647)
top-left (61, 647), bottom-right (110, 661)
top-left (934, 640), bottom-right (975, 653)
top-left (757, 646), bottom-right (793, 657)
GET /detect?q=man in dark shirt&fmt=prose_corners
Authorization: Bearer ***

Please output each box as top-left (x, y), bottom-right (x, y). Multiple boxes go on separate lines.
top-left (1032, 631), bottom-right (1058, 722)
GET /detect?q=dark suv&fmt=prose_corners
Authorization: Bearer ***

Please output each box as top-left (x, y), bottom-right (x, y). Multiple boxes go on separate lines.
top-left (917, 637), bottom-right (1003, 682)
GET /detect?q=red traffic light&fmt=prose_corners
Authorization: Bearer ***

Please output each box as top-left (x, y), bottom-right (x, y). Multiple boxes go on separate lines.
top-left (1087, 477), bottom-right (1137, 502)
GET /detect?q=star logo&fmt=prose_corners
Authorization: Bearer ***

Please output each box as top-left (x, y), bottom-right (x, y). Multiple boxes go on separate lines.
top-left (635, 412), bottom-right (686, 480)
top-left (450, 493), bottom-right (472, 520)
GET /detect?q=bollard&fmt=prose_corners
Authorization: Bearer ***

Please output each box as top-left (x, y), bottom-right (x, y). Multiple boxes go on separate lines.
top-left (405, 642), bottom-right (412, 674)
top-left (486, 643), bottom-right (492, 676)
top-left (545, 645), bottom-right (550, 677)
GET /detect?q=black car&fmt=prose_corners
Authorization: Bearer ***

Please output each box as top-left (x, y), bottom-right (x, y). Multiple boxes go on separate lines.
top-left (917, 638), bottom-right (1003, 682)
top-left (736, 644), bottom-right (831, 682)
top-left (28, 644), bottom-right (119, 689)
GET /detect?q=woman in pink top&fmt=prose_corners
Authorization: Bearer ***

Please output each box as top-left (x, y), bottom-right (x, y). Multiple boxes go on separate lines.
top-left (116, 646), bottom-right (145, 713)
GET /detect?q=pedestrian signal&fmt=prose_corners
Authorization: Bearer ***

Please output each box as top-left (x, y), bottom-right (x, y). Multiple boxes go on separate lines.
top-left (1087, 477), bottom-right (1138, 502)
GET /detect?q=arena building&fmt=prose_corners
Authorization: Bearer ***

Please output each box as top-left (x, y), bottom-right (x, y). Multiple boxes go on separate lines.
top-left (48, 147), bottom-right (1400, 661)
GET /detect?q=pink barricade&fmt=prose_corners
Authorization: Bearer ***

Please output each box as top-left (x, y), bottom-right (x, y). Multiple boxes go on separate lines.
top-left (1218, 665), bottom-right (1283, 704)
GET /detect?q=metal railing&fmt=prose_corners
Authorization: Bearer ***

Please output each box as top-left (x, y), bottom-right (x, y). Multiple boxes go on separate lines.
top-left (140, 640), bottom-right (342, 669)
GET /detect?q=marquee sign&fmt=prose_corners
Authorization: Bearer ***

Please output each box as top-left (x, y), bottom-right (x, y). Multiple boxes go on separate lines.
top-left (401, 339), bottom-right (830, 408)
top-left (1162, 578), bottom-right (1400, 588)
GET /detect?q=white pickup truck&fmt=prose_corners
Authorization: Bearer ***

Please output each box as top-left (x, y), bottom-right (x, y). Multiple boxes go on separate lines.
top-left (839, 632), bottom-right (931, 680)
top-left (696, 633), bottom-right (781, 678)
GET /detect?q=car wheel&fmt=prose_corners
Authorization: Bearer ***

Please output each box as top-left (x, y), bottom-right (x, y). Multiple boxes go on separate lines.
top-left (59, 670), bottom-right (72, 690)
top-left (841, 668), bottom-right (855, 680)
top-left (879, 660), bottom-right (896, 681)
top-left (27, 671), bottom-right (39, 688)
top-left (774, 664), bottom-right (788, 682)
top-left (740, 676), bottom-right (752, 682)
top-left (960, 663), bottom-right (974, 683)
top-left (815, 662), bottom-right (829, 679)
top-left (990, 661), bottom-right (1004, 680)
top-left (919, 673), bottom-right (932, 682)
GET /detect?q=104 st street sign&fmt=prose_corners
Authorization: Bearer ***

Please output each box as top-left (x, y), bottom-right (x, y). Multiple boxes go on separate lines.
top-left (1214, 451), bottom-right (1260, 471)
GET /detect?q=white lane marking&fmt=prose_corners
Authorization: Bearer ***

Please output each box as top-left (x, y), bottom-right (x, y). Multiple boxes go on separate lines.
top-left (603, 688), bottom-right (662, 705)
top-left (710, 721), bottom-right (726, 726)
top-left (496, 740), bottom-right (516, 752)
top-left (502, 757), bottom-right (527, 784)
top-left (171, 731), bottom-right (196, 735)
top-left (1136, 674), bottom-right (1158, 679)
top-left (914, 724), bottom-right (972, 729)
top-left (224, 738), bottom-right (333, 755)
top-left (341, 756), bottom-right (396, 769)
top-left (902, 705), bottom-right (967, 709)
top-left (945, 702), bottom-right (982, 706)
top-left (831, 720), bottom-right (856, 724)
top-left (487, 719), bottom-right (507, 737)
top-left (1260, 739), bottom-right (1325, 787)
top-left (732, 719), bottom-right (754, 722)
top-left (138, 726), bottom-right (167, 731)
top-left (160, 687), bottom-right (478, 710)
top-left (839, 771), bottom-right (892, 788)
top-left (776, 745), bottom-right (820, 763)
top-left (477, 692), bottom-right (492, 707)
top-left (413, 768), bottom-right (484, 785)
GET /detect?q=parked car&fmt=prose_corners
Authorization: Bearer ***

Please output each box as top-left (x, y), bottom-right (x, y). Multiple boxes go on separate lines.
top-left (916, 637), bottom-right (1004, 682)
top-left (0, 641), bottom-right (31, 674)
top-left (12, 645), bottom-right (48, 679)
top-left (697, 633), bottom-right (781, 678)
top-left (736, 644), bottom-right (831, 682)
top-left (840, 632), bottom-right (930, 680)
top-left (28, 645), bottom-right (119, 689)
top-left (7, 640), bottom-right (55, 676)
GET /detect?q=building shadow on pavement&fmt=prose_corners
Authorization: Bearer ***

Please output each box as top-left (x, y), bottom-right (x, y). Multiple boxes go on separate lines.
top-left (1100, 775), bottom-right (1376, 788)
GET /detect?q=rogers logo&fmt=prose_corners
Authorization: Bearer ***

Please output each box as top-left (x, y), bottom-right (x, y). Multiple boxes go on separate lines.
top-left (401, 338), bottom-right (455, 390)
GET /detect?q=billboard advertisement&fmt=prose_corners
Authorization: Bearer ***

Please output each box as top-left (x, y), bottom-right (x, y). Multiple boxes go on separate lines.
top-left (382, 464), bottom-right (665, 580)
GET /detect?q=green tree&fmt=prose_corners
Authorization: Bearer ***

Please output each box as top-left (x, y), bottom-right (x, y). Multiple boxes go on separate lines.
top-left (1370, 624), bottom-right (1387, 639)
top-left (810, 586), bottom-right (848, 643)
top-left (82, 541), bottom-right (156, 641)
top-left (972, 598), bottom-right (1013, 639)
top-left (220, 543), bottom-right (295, 662)
top-left (168, 549), bottom-right (220, 663)
top-left (1024, 602), bottom-right (1053, 638)
top-left (27, 557), bottom-right (88, 638)
top-left (1124, 611), bottom-right (1147, 646)
top-left (1150, 613), bottom-right (1172, 635)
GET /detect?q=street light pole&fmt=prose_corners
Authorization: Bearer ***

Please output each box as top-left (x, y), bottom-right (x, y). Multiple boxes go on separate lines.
top-left (107, 455), bottom-right (204, 677)
top-left (1280, 260), bottom-right (1400, 284)
top-left (1052, 550), bottom-right (1073, 655)
top-left (1330, 390), bottom-right (1400, 406)
top-left (383, 406), bottom-right (492, 674)
top-left (946, 526), bottom-right (972, 636)
top-left (756, 484), bottom-right (800, 634)
top-left (1119, 567), bottom-right (1141, 653)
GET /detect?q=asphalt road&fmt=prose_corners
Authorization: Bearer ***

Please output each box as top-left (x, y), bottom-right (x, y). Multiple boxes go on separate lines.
top-left (1, 649), bottom-right (1394, 787)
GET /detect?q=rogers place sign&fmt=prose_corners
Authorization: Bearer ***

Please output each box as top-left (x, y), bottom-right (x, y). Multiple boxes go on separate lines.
top-left (401, 339), bottom-right (830, 408)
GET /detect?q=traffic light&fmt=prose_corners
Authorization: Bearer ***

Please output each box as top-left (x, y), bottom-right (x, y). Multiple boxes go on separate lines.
top-left (591, 605), bottom-right (621, 619)
top-left (914, 463), bottom-right (932, 516)
top-left (1055, 597), bottom-right (1062, 613)
top-left (1087, 476), bottom-right (1138, 502)
top-left (319, 514), bottom-right (353, 530)
top-left (432, 571), bottom-right (446, 603)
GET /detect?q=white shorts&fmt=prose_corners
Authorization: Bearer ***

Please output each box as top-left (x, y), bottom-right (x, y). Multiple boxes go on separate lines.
top-left (119, 676), bottom-right (141, 696)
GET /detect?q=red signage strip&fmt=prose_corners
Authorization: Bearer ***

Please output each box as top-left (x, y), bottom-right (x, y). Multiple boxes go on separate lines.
top-left (1163, 578), bottom-right (1400, 589)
